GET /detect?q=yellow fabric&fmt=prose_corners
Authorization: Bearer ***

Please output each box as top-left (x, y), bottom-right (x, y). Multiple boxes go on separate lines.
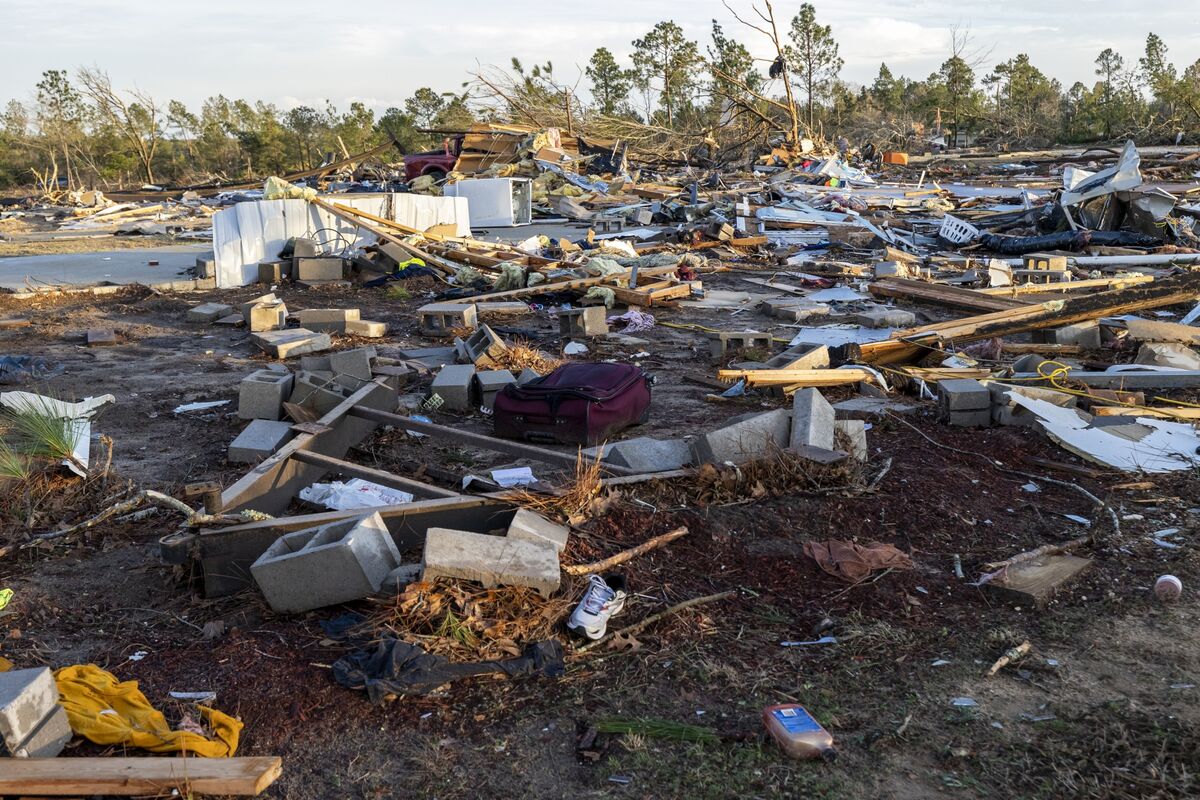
top-left (54, 664), bottom-right (241, 757)
top-left (262, 175), bottom-right (317, 201)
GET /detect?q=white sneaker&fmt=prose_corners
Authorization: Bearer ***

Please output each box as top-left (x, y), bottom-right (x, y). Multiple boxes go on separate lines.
top-left (567, 574), bottom-right (628, 640)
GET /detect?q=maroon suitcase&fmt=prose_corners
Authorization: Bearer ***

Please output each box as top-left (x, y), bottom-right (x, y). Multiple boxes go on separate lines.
top-left (492, 363), bottom-right (651, 446)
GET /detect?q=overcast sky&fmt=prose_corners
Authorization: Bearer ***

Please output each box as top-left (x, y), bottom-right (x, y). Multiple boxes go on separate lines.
top-left (2, 0), bottom-right (1197, 114)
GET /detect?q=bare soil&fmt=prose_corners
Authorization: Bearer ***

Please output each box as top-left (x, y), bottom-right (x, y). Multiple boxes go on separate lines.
top-left (0, 275), bottom-right (1197, 799)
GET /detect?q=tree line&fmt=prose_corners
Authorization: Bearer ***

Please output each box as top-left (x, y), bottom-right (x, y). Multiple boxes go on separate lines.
top-left (1, 3), bottom-right (1198, 192)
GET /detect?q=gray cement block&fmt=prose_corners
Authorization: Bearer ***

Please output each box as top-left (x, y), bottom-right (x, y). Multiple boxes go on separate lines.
top-left (295, 308), bottom-right (360, 333)
top-left (419, 302), bottom-right (477, 335)
top-left (939, 378), bottom-right (990, 411)
top-left (248, 301), bottom-right (288, 332)
top-left (346, 319), bottom-right (387, 338)
top-left (240, 293), bottom-right (277, 324)
top-left (290, 373), bottom-right (347, 415)
top-left (834, 419), bottom-right (868, 462)
top-left (559, 306), bottom-right (609, 337)
top-left (257, 259), bottom-right (291, 284)
top-left (228, 419), bottom-right (294, 463)
top-left (708, 331), bottom-right (773, 359)
top-left (0, 668), bottom-right (58, 751)
top-left (691, 408), bottom-right (791, 465)
top-left (382, 563), bottom-right (423, 593)
top-left (187, 302), bottom-right (233, 323)
top-left (294, 256), bottom-right (345, 281)
top-left (251, 512), bottom-right (402, 613)
top-left (833, 397), bottom-right (917, 419)
top-left (766, 301), bottom-right (831, 322)
top-left (301, 355), bottom-right (332, 372)
top-left (330, 348), bottom-right (374, 390)
top-left (5, 704), bottom-right (71, 758)
top-left (214, 313), bottom-right (244, 327)
top-left (431, 364), bottom-right (477, 411)
top-left (764, 344), bottom-right (830, 370)
top-left (506, 508), bottom-right (569, 553)
top-left (252, 328), bottom-right (332, 359)
top-left (86, 328), bottom-right (117, 347)
top-left (475, 369), bottom-right (516, 410)
top-left (947, 408), bottom-right (992, 427)
top-left (238, 369), bottom-right (294, 420)
top-left (458, 324), bottom-right (509, 367)
top-left (853, 306), bottom-right (916, 329)
top-left (1034, 321), bottom-right (1101, 349)
top-left (422, 528), bottom-right (561, 598)
top-left (604, 437), bottom-right (692, 472)
top-left (790, 388), bottom-right (836, 450)
top-left (517, 368), bottom-right (541, 385)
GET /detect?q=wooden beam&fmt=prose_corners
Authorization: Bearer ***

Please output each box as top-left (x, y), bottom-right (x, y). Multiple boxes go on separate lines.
top-left (860, 271), bottom-right (1200, 365)
top-left (985, 554), bottom-right (1092, 607)
top-left (868, 278), bottom-right (1029, 313)
top-left (717, 368), bottom-right (874, 387)
top-left (289, 450), bottom-right (461, 499)
top-left (0, 756), bottom-right (282, 796)
top-left (459, 264), bottom-right (682, 304)
top-left (347, 406), bottom-right (639, 476)
top-left (978, 274), bottom-right (1153, 295)
top-left (310, 198), bottom-right (459, 276)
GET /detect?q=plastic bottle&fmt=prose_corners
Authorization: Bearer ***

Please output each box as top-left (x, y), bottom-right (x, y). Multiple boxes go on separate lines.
top-left (762, 704), bottom-right (837, 761)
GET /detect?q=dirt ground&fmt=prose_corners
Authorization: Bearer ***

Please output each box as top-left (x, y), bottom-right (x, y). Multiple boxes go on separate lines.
top-left (0, 271), bottom-right (1198, 800)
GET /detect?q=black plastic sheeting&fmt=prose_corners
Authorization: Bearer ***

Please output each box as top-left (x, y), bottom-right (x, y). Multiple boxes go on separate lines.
top-left (979, 229), bottom-right (1161, 255)
top-left (332, 637), bottom-right (564, 703)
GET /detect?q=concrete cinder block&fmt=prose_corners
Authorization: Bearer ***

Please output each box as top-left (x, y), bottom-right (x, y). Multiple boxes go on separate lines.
top-left (300, 355), bottom-right (332, 372)
top-left (295, 308), bottom-right (360, 333)
top-left (238, 369), bottom-right (294, 420)
top-left (790, 388), bottom-right (835, 450)
top-left (0, 668), bottom-right (59, 753)
top-left (431, 364), bottom-right (477, 411)
top-left (833, 397), bottom-right (917, 419)
top-left (457, 324), bottom-right (509, 367)
top-left (708, 331), bottom-right (773, 359)
top-left (86, 329), bottom-right (117, 347)
top-left (1033, 321), bottom-right (1100, 349)
top-left (290, 372), bottom-right (347, 415)
top-left (691, 408), bottom-right (791, 465)
top-left (419, 303), bottom-right (477, 335)
top-left (214, 313), bottom-right (244, 327)
top-left (329, 348), bottom-right (374, 390)
top-left (258, 260), bottom-right (291, 284)
top-left (834, 419), bottom-right (868, 462)
top-left (947, 409), bottom-right (992, 427)
top-left (251, 512), bottom-right (402, 613)
top-left (252, 328), bottom-right (331, 359)
top-left (195, 256), bottom-right (216, 278)
top-left (602, 437), bottom-right (691, 472)
top-left (228, 419), bottom-right (294, 463)
top-left (938, 378), bottom-right (990, 411)
top-left (294, 256), bottom-right (345, 281)
top-left (763, 343), bottom-right (830, 371)
top-left (187, 302), bottom-right (233, 323)
top-left (506, 508), bottom-right (569, 553)
top-left (559, 306), bottom-right (609, 337)
top-left (240, 293), bottom-right (278, 324)
top-left (517, 367), bottom-right (541, 385)
top-left (422, 528), bottom-right (561, 598)
top-left (346, 319), bottom-right (387, 338)
top-left (5, 704), bottom-right (71, 758)
top-left (767, 302), bottom-right (832, 323)
top-left (474, 369), bottom-right (516, 410)
top-left (853, 305), bottom-right (916, 329)
top-left (248, 301), bottom-right (288, 332)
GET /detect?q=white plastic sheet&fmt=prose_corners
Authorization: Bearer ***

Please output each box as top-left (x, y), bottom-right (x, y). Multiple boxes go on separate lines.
top-left (211, 193), bottom-right (470, 287)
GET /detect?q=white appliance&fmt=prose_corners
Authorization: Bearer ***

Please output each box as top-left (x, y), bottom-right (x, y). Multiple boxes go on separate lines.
top-left (445, 177), bottom-right (532, 227)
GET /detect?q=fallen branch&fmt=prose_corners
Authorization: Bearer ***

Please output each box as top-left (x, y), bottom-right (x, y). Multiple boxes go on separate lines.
top-left (981, 538), bottom-right (1091, 571)
top-left (986, 640), bottom-right (1031, 677)
top-left (577, 590), bottom-right (736, 653)
top-left (32, 489), bottom-right (251, 543)
top-left (563, 526), bottom-right (689, 575)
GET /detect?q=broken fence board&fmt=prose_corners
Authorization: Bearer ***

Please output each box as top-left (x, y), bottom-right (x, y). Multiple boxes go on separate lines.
top-left (0, 756), bottom-right (282, 796)
top-left (985, 554), bottom-right (1092, 607)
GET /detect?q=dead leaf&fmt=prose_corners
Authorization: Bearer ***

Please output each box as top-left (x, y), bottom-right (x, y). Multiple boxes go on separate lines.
top-left (607, 631), bottom-right (642, 651)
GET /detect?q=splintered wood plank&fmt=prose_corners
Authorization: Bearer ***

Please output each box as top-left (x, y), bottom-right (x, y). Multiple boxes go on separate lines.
top-left (0, 756), bottom-right (282, 796)
top-left (986, 554), bottom-right (1092, 607)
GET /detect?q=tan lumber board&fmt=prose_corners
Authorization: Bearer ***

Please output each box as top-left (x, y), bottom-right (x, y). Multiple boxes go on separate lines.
top-left (0, 756), bottom-right (282, 796)
top-left (289, 450), bottom-right (461, 499)
top-left (860, 271), bottom-right (1200, 365)
top-left (978, 274), bottom-right (1153, 295)
top-left (463, 265), bottom-right (682, 303)
top-left (903, 367), bottom-right (993, 381)
top-left (869, 278), bottom-right (1029, 313)
top-left (348, 406), bottom-right (640, 476)
top-left (609, 282), bottom-right (691, 307)
top-left (718, 368), bottom-right (874, 387)
top-left (985, 554), bottom-right (1092, 607)
top-left (1090, 406), bottom-right (1200, 419)
top-left (220, 380), bottom-right (395, 518)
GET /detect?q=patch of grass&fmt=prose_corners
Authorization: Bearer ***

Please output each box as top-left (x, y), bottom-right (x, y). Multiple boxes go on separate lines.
top-left (385, 285), bottom-right (411, 300)
top-left (0, 437), bottom-right (30, 482)
top-left (596, 717), bottom-right (720, 744)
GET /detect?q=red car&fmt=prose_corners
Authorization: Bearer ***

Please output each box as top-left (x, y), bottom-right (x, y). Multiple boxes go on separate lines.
top-left (403, 135), bottom-right (464, 183)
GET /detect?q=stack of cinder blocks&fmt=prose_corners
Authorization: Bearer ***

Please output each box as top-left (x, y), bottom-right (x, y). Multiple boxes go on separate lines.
top-left (708, 330), bottom-right (773, 359)
top-left (0, 667), bottom-right (72, 758)
top-left (294, 308), bottom-right (386, 338)
top-left (420, 303), bottom-right (477, 336)
top-left (939, 378), bottom-right (991, 427)
top-left (250, 512), bottom-right (402, 613)
top-left (421, 508), bottom-right (568, 598)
